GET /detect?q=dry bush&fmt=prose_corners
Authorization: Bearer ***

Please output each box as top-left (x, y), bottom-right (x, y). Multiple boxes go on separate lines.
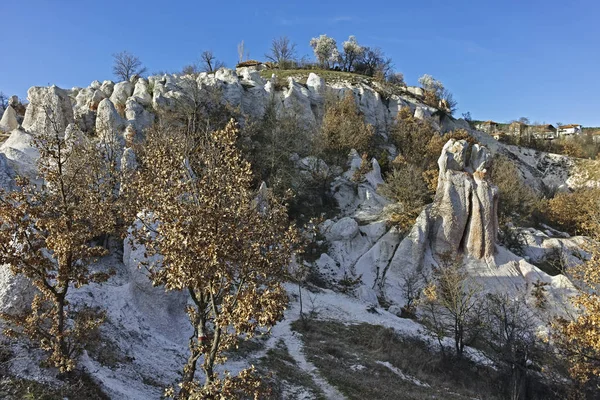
top-left (419, 255), bottom-right (486, 359)
top-left (546, 188), bottom-right (600, 236)
top-left (490, 154), bottom-right (542, 227)
top-left (318, 92), bottom-right (374, 165)
top-left (378, 163), bottom-right (430, 231)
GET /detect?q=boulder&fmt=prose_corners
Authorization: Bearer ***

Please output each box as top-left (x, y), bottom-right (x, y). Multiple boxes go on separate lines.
top-left (90, 80), bottom-right (102, 90)
top-left (89, 89), bottom-right (107, 111)
top-left (432, 139), bottom-right (498, 260)
top-left (123, 217), bottom-right (188, 324)
top-left (132, 79), bottom-right (152, 106)
top-left (100, 80), bottom-right (115, 97)
top-left (0, 105), bottom-right (19, 132)
top-left (110, 81), bottom-right (134, 107)
top-left (125, 98), bottom-right (154, 133)
top-left (22, 86), bottom-right (74, 135)
top-left (96, 98), bottom-right (125, 147)
top-left (365, 158), bottom-right (384, 188)
top-left (326, 217), bottom-right (359, 241)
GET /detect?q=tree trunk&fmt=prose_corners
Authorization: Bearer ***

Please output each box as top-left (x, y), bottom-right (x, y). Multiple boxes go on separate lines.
top-left (179, 288), bottom-right (207, 399)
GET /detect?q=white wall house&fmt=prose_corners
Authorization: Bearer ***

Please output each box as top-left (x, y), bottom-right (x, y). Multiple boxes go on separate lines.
top-left (557, 124), bottom-right (582, 136)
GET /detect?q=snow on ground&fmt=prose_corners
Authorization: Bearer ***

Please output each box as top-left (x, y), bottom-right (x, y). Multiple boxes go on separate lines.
top-left (375, 361), bottom-right (430, 387)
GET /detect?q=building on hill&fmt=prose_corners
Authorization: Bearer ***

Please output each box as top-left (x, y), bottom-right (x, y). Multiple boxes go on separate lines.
top-left (532, 124), bottom-right (558, 139)
top-left (557, 124), bottom-right (582, 136)
top-left (475, 120), bottom-right (498, 134)
top-left (508, 121), bottom-right (527, 137)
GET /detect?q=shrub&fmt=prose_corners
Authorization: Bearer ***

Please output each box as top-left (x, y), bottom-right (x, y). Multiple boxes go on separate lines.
top-left (318, 92), bottom-right (374, 165)
top-left (378, 164), bottom-right (430, 231)
top-left (545, 188), bottom-right (600, 236)
top-left (490, 154), bottom-right (542, 227)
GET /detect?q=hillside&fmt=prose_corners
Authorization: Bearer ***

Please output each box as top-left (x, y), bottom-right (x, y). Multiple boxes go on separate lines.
top-left (0, 67), bottom-right (599, 399)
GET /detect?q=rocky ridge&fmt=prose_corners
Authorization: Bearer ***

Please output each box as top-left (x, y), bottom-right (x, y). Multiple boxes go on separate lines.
top-left (0, 67), bottom-right (591, 398)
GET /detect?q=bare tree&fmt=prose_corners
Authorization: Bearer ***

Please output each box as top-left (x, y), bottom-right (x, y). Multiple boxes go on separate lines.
top-left (355, 47), bottom-right (392, 78)
top-left (266, 36), bottom-right (297, 69)
top-left (112, 51), bottom-right (147, 81)
top-left (420, 254), bottom-right (486, 359)
top-left (0, 92), bottom-right (7, 110)
top-left (485, 293), bottom-right (540, 400)
top-left (200, 50), bottom-right (225, 73)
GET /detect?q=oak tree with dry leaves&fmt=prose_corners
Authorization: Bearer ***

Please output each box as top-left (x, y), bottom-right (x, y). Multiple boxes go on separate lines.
top-left (553, 213), bottom-right (600, 388)
top-left (125, 119), bottom-right (300, 398)
top-left (0, 110), bottom-right (118, 373)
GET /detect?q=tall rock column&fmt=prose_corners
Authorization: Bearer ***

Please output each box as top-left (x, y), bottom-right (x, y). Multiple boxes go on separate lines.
top-left (431, 139), bottom-right (498, 260)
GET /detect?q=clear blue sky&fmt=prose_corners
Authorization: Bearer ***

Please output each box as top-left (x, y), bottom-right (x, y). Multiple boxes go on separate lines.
top-left (2, 0), bottom-right (599, 126)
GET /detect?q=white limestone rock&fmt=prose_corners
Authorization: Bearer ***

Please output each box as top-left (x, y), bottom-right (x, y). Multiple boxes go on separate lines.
top-left (22, 86), bottom-right (74, 135)
top-left (8, 95), bottom-right (19, 107)
top-left (365, 158), bottom-right (384, 188)
top-left (355, 285), bottom-right (379, 307)
top-left (0, 105), bottom-right (19, 132)
top-left (0, 264), bottom-right (36, 315)
top-left (283, 78), bottom-right (316, 127)
top-left (90, 89), bottom-right (107, 110)
top-left (110, 81), bottom-right (134, 107)
top-left (0, 153), bottom-right (15, 190)
top-left (125, 98), bottom-right (154, 133)
top-left (90, 80), bottom-right (102, 90)
top-left (96, 98), bottom-right (125, 146)
top-left (438, 138), bottom-right (468, 173)
top-left (132, 79), bottom-right (152, 106)
top-left (100, 80), bottom-right (115, 97)
top-left (123, 219), bottom-right (189, 327)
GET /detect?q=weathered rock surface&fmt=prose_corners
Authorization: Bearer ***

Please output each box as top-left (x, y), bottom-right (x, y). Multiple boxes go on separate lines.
top-left (22, 86), bottom-right (74, 135)
top-left (432, 139), bottom-right (498, 260)
top-left (0, 105), bottom-right (19, 132)
top-left (0, 265), bottom-right (36, 315)
top-left (110, 81), bottom-right (134, 107)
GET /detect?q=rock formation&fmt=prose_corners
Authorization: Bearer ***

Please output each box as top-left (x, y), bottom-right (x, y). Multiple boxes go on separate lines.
top-left (22, 85), bottom-right (74, 135)
top-left (431, 139), bottom-right (499, 260)
top-left (0, 105), bottom-right (19, 132)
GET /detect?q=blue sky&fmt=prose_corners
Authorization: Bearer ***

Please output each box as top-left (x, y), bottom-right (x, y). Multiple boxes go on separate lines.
top-left (2, 0), bottom-right (599, 126)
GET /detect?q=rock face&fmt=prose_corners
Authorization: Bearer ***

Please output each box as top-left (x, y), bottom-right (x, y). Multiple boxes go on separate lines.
top-left (22, 86), bottom-right (74, 135)
top-left (0, 105), bottom-right (19, 132)
top-left (0, 265), bottom-right (36, 315)
top-left (431, 139), bottom-right (498, 260)
top-left (96, 98), bottom-right (125, 146)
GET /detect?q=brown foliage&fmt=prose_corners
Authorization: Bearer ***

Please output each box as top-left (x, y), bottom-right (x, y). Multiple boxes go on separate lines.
top-left (490, 154), bottom-right (542, 227)
top-left (553, 221), bottom-right (600, 386)
top-left (0, 111), bottom-right (117, 372)
top-left (318, 92), bottom-right (374, 165)
top-left (126, 120), bottom-right (301, 397)
top-left (378, 163), bottom-right (430, 231)
top-left (546, 188), bottom-right (600, 236)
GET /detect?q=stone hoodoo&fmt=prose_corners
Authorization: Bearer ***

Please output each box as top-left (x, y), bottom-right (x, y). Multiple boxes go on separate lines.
top-left (431, 139), bottom-right (499, 260)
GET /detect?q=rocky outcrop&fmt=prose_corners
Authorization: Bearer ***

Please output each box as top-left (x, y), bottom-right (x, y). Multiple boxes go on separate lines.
top-left (431, 139), bottom-right (498, 260)
top-left (96, 98), bottom-right (125, 146)
top-left (0, 105), bottom-right (19, 132)
top-left (0, 265), bottom-right (36, 315)
top-left (22, 86), bottom-right (74, 135)
top-left (110, 81), bottom-right (134, 108)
